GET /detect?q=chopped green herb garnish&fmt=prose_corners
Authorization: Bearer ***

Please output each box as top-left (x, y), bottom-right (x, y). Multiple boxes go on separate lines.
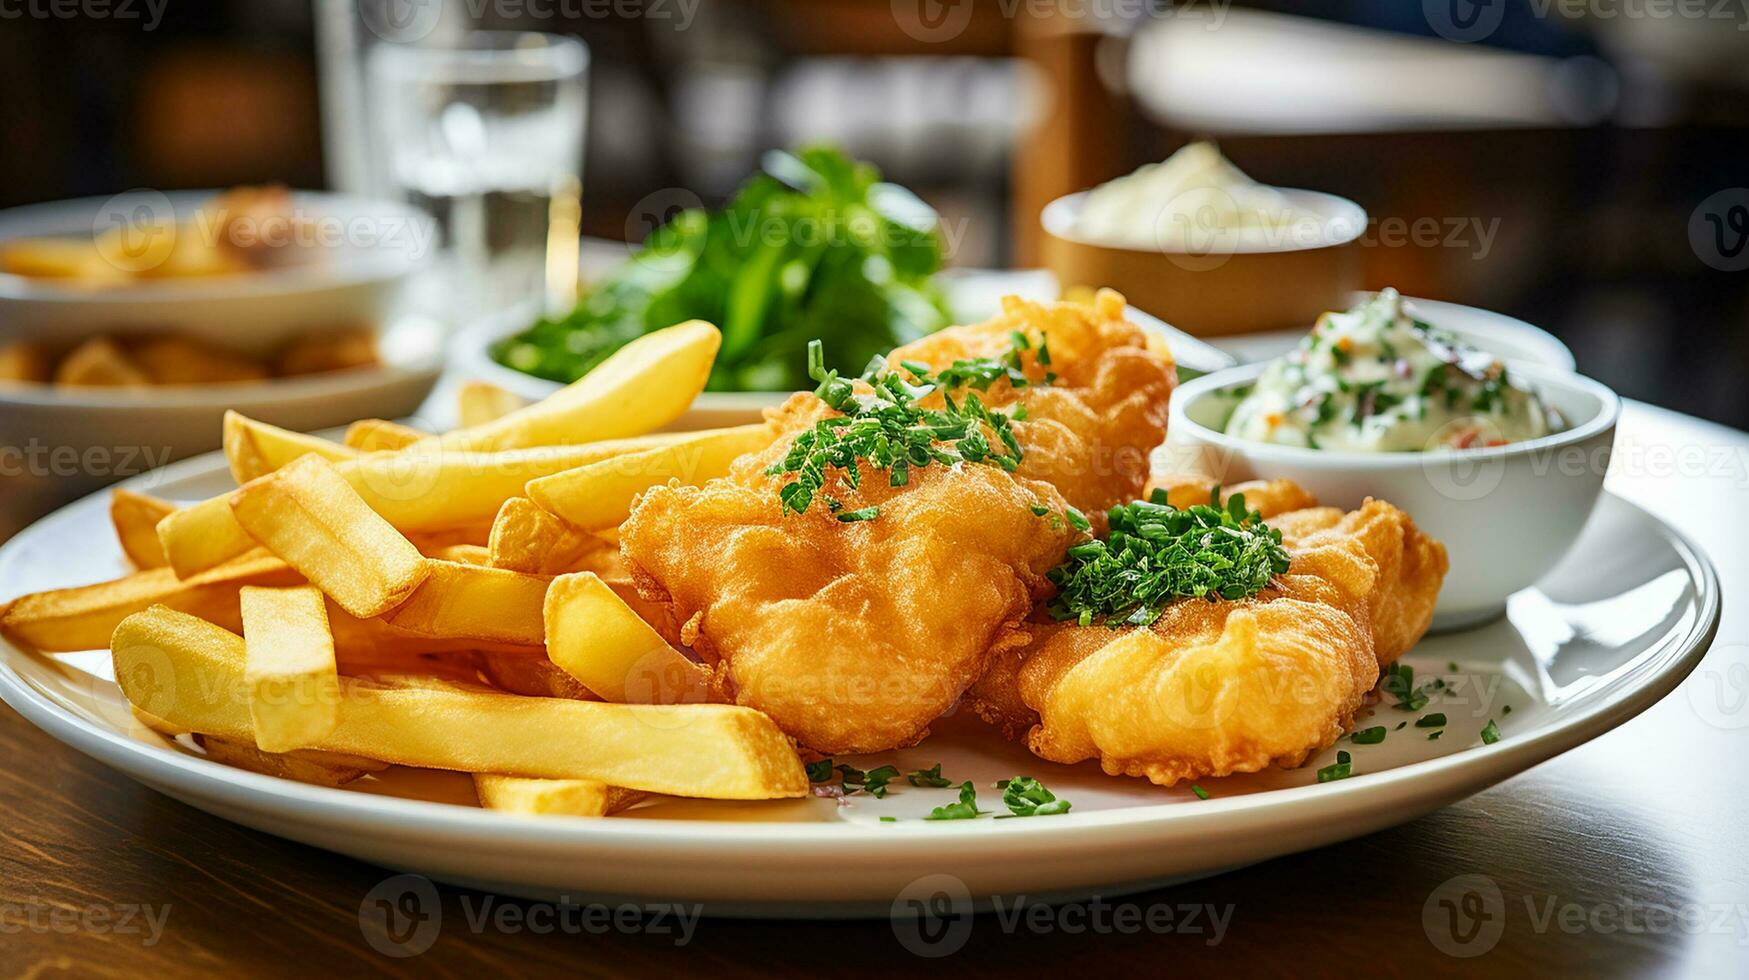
top-left (767, 340), bottom-right (1026, 519)
top-left (907, 764), bottom-right (952, 788)
top-left (860, 765), bottom-right (901, 798)
top-left (1415, 713), bottom-right (1447, 728)
top-left (992, 778), bottom-right (1011, 790)
top-left (1447, 661), bottom-right (1459, 672)
top-left (1350, 726), bottom-right (1387, 744)
top-left (805, 758), bottom-right (834, 782)
top-left (998, 776), bottom-right (1072, 817)
top-left (924, 781), bottom-right (982, 820)
top-left (833, 763), bottom-right (865, 786)
top-left (1395, 721), bottom-right (1407, 731)
top-left (879, 816), bottom-right (897, 823)
top-left (1030, 504), bottom-right (1050, 517)
top-left (1316, 750), bottom-right (1353, 783)
top-left (1480, 719), bottom-right (1502, 744)
top-left (1190, 784), bottom-right (1210, 800)
top-left (1427, 730), bottom-right (1443, 740)
top-left (1502, 704), bottom-right (1512, 715)
top-left (1045, 488), bottom-right (1290, 627)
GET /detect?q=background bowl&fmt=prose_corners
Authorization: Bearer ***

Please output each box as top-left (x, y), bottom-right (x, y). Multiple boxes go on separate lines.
top-left (0, 191), bottom-right (431, 357)
top-left (450, 296), bottom-right (1238, 429)
top-left (1163, 360), bottom-right (1621, 630)
top-left (0, 318), bottom-right (441, 538)
top-left (1040, 188), bottom-right (1367, 338)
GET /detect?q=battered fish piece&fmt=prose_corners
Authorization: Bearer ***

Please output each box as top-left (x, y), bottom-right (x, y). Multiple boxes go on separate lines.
top-left (621, 293), bottom-right (1177, 754)
top-left (970, 497), bottom-right (1448, 785)
top-left (889, 289), bottom-right (1176, 519)
top-left (621, 396), bottom-right (1077, 755)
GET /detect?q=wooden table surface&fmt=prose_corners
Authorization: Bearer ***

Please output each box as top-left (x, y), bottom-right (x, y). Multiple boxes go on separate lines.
top-left (2, 402), bottom-right (1745, 977)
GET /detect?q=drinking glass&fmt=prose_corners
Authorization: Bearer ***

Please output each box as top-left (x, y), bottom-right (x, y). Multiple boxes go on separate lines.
top-left (367, 32), bottom-right (587, 323)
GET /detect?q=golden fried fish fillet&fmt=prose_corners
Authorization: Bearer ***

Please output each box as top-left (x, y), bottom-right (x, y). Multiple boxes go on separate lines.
top-left (621, 293), bottom-right (1177, 755)
top-left (889, 289), bottom-right (1176, 519)
top-left (969, 496), bottom-right (1448, 786)
top-left (621, 395), bottom-right (1077, 755)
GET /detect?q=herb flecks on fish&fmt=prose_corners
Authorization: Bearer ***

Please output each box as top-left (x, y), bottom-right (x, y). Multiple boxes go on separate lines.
top-left (1045, 488), bottom-right (1291, 627)
top-left (768, 339), bottom-right (1033, 518)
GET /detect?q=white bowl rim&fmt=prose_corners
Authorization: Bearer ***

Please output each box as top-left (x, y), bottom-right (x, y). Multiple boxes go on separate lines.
top-left (1171, 359), bottom-right (1622, 467)
top-left (0, 190), bottom-right (432, 303)
top-left (1041, 187), bottom-right (1369, 256)
top-left (0, 355), bottom-right (444, 411)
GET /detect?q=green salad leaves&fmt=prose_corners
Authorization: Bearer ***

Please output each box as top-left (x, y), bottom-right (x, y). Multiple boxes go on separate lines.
top-left (493, 145), bottom-right (952, 392)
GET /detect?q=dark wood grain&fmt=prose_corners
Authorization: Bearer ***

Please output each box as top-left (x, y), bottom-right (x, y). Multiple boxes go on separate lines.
top-left (2, 404), bottom-right (1745, 976)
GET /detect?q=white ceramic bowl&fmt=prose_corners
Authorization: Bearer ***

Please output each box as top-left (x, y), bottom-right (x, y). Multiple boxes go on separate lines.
top-left (0, 319), bottom-right (442, 538)
top-left (1209, 292), bottom-right (1577, 371)
top-left (451, 299), bottom-right (1240, 430)
top-left (0, 190), bottom-right (432, 356)
top-left (1162, 361), bottom-right (1622, 631)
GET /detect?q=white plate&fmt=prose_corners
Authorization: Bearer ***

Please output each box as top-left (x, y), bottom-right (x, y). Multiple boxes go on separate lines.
top-left (0, 454), bottom-right (1717, 916)
top-left (1206, 292), bottom-right (1577, 369)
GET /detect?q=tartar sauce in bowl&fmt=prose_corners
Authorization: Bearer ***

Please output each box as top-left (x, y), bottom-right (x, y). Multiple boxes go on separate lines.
top-left (1223, 289), bottom-right (1558, 452)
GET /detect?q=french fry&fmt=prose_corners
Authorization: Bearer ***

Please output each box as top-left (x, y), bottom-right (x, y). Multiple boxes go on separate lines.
top-left (527, 424), bottom-right (773, 532)
top-left (0, 341), bottom-right (53, 383)
top-left (230, 456), bottom-right (429, 618)
top-left (194, 734), bottom-right (382, 788)
top-left (476, 650), bottom-right (595, 700)
top-left (382, 560), bottom-right (548, 646)
top-left (487, 497), bottom-right (599, 575)
top-left (419, 320), bottom-right (720, 454)
top-left (156, 496), bottom-right (259, 579)
top-left (0, 550), bottom-right (298, 652)
top-left (55, 337), bottom-right (149, 387)
top-left (113, 607), bottom-right (808, 799)
top-left (240, 585), bottom-right (339, 753)
top-left (543, 572), bottom-right (710, 703)
top-left (111, 488), bottom-right (176, 569)
top-left (426, 543), bottom-right (489, 565)
top-left (223, 410), bottom-right (356, 483)
top-left (159, 434), bottom-right (707, 579)
top-left (343, 418), bottom-right (426, 452)
top-left (323, 600), bottom-right (539, 668)
top-left (472, 774), bottom-right (644, 817)
top-left (457, 380), bottom-right (528, 428)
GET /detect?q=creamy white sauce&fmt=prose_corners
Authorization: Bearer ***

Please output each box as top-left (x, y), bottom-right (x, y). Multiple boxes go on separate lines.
top-left (1074, 141), bottom-right (1328, 251)
top-left (1223, 290), bottom-right (1555, 452)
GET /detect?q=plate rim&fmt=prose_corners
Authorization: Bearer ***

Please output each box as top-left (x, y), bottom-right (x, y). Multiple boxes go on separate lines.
top-left (0, 453), bottom-right (1720, 852)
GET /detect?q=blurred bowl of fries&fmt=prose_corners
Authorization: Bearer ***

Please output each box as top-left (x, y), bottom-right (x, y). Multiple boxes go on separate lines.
top-left (0, 188), bottom-right (431, 355)
top-left (0, 318), bottom-right (442, 538)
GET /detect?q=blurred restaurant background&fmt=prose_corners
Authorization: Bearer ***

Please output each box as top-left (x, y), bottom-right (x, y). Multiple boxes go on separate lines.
top-left (4, 0), bottom-right (1747, 428)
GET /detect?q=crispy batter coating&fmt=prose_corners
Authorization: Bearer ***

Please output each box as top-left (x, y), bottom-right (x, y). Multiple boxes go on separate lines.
top-left (1270, 502), bottom-right (1448, 663)
top-left (890, 289), bottom-right (1176, 519)
top-left (621, 394), bottom-right (1076, 754)
top-left (621, 293), bottom-right (1177, 755)
top-left (970, 496), bottom-right (1448, 785)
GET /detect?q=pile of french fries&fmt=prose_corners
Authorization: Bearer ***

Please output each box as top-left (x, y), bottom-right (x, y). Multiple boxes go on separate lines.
top-left (0, 321), bottom-right (812, 816)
